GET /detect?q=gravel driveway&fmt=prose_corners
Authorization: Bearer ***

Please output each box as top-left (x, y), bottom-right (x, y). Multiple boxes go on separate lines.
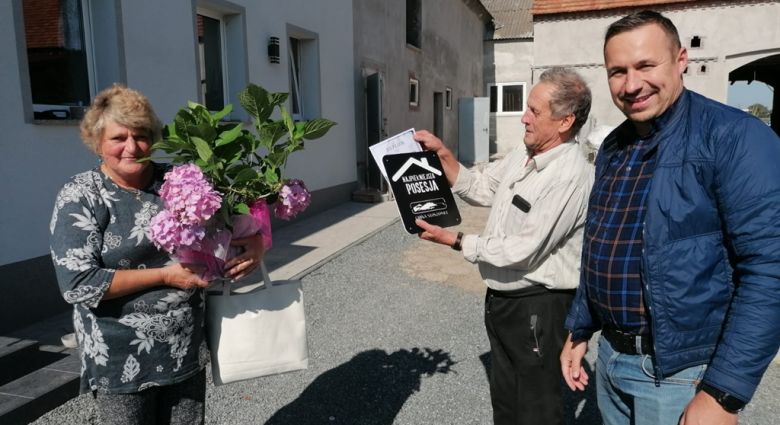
top-left (31, 217), bottom-right (780, 424)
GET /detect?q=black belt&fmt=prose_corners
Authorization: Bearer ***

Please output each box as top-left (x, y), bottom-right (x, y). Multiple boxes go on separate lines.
top-left (603, 327), bottom-right (653, 355)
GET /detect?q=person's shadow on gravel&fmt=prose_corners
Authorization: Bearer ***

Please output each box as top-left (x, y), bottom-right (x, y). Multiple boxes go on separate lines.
top-left (265, 347), bottom-right (455, 425)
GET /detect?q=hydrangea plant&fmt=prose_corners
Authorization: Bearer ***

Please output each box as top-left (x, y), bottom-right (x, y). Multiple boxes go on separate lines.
top-left (145, 83), bottom-right (336, 227)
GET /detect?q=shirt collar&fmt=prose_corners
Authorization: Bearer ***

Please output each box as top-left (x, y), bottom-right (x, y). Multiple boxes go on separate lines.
top-left (602, 89), bottom-right (690, 157)
top-left (530, 138), bottom-right (576, 171)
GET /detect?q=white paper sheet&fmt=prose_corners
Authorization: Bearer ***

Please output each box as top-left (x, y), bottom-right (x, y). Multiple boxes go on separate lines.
top-left (368, 128), bottom-right (423, 181)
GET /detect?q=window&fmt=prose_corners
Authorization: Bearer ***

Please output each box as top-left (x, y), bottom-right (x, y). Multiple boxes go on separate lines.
top-left (488, 82), bottom-right (526, 115)
top-left (406, 0), bottom-right (421, 48)
top-left (289, 37), bottom-right (303, 121)
top-left (197, 10), bottom-right (227, 111)
top-left (445, 87), bottom-right (452, 110)
top-left (699, 64), bottom-right (708, 75)
top-left (287, 25), bottom-right (321, 122)
top-left (409, 78), bottom-right (419, 107)
top-left (22, 0), bottom-right (95, 119)
top-left (683, 66), bottom-right (689, 75)
top-left (690, 36), bottom-right (702, 49)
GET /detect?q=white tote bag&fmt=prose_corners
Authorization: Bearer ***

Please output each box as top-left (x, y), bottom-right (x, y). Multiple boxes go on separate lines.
top-left (205, 262), bottom-right (308, 386)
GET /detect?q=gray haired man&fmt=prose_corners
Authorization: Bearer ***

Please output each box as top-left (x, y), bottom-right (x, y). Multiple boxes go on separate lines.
top-left (414, 67), bottom-right (593, 425)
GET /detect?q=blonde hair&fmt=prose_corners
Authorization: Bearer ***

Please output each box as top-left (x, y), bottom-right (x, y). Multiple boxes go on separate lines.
top-left (80, 83), bottom-right (163, 155)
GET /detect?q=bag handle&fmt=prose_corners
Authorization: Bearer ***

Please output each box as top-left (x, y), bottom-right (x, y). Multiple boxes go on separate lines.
top-left (221, 260), bottom-right (273, 296)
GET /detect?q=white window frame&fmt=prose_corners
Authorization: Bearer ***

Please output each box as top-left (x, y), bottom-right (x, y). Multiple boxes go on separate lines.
top-left (288, 36), bottom-right (304, 121)
top-left (29, 0), bottom-right (98, 115)
top-left (488, 82), bottom-right (527, 116)
top-left (196, 7), bottom-right (230, 113)
top-left (409, 78), bottom-right (419, 107)
top-left (445, 87), bottom-right (452, 110)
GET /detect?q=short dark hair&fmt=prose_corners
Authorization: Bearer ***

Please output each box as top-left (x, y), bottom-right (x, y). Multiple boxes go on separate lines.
top-left (604, 10), bottom-right (681, 52)
top-left (538, 67), bottom-right (592, 134)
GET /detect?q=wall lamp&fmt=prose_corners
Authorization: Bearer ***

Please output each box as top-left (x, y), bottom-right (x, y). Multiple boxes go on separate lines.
top-left (268, 37), bottom-right (280, 64)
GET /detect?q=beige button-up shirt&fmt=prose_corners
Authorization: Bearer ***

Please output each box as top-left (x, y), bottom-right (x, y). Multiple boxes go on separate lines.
top-left (452, 140), bottom-right (593, 291)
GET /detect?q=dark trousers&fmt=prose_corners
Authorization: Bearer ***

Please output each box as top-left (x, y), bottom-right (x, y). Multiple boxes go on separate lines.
top-left (484, 286), bottom-right (575, 425)
top-left (96, 368), bottom-right (206, 425)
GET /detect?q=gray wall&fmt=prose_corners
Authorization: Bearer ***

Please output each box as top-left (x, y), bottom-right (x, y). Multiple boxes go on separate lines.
top-left (353, 0), bottom-right (488, 188)
top-left (484, 38), bottom-right (534, 155)
top-left (533, 1), bottom-right (780, 136)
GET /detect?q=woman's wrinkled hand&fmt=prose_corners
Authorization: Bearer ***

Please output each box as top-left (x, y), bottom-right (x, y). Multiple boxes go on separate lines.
top-left (224, 234), bottom-right (266, 281)
top-left (162, 263), bottom-right (209, 290)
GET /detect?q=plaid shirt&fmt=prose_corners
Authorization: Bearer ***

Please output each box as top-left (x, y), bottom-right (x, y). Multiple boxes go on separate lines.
top-left (582, 125), bottom-right (660, 336)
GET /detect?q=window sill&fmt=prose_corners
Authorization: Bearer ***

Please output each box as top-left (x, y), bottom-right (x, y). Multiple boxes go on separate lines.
top-left (406, 44), bottom-right (423, 54)
top-left (32, 119), bottom-right (81, 126)
top-left (491, 112), bottom-right (524, 117)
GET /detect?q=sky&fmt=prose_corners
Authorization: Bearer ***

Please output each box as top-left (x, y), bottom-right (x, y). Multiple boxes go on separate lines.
top-left (727, 81), bottom-right (774, 109)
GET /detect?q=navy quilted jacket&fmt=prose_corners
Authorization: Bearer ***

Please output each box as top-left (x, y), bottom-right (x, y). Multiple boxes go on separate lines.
top-left (566, 89), bottom-right (780, 403)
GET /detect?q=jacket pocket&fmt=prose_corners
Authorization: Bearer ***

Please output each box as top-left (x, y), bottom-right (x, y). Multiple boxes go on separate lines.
top-left (658, 232), bottom-right (732, 332)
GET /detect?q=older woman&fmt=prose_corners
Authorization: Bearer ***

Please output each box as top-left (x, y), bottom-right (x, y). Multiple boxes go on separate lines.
top-left (50, 84), bottom-right (265, 424)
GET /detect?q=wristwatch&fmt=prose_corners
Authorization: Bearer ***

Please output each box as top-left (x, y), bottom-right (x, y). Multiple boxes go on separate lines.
top-left (700, 383), bottom-right (746, 413)
top-left (452, 232), bottom-right (464, 251)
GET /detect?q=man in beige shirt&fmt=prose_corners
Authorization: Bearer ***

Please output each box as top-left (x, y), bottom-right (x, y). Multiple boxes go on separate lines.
top-left (414, 67), bottom-right (593, 425)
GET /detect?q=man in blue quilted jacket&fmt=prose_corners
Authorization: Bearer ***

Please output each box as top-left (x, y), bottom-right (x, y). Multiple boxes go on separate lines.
top-left (560, 10), bottom-right (780, 425)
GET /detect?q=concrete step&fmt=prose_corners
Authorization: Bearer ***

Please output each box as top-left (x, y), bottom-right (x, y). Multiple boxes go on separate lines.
top-left (0, 337), bottom-right (41, 387)
top-left (0, 353), bottom-right (80, 425)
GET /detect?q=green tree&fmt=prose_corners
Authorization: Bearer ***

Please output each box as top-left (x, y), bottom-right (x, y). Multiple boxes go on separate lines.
top-left (747, 103), bottom-right (770, 119)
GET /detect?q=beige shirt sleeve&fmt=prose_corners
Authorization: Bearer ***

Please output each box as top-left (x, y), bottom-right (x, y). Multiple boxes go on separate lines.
top-left (450, 157), bottom-right (509, 207)
top-left (461, 180), bottom-right (587, 270)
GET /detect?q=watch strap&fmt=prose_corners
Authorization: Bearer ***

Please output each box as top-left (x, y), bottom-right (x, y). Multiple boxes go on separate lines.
top-left (452, 232), bottom-right (464, 251)
top-left (701, 383), bottom-right (746, 413)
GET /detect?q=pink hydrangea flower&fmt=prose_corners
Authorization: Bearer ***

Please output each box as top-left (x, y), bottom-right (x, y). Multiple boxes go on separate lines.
top-left (274, 179), bottom-right (311, 220)
top-left (150, 210), bottom-right (184, 253)
top-left (159, 164), bottom-right (222, 226)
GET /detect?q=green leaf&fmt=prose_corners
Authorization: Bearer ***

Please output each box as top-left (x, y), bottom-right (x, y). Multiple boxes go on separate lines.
top-left (281, 106), bottom-right (294, 135)
top-left (260, 122), bottom-right (287, 147)
top-left (152, 139), bottom-right (191, 153)
top-left (234, 203), bottom-right (250, 215)
top-left (188, 123), bottom-right (218, 143)
top-left (215, 123), bottom-right (243, 147)
top-left (264, 168), bottom-right (279, 183)
top-left (174, 110), bottom-right (196, 140)
top-left (239, 83), bottom-right (274, 123)
top-left (294, 122), bottom-right (306, 139)
top-left (191, 137), bottom-right (214, 164)
top-left (195, 158), bottom-right (207, 167)
top-left (303, 118), bottom-right (337, 140)
top-left (188, 103), bottom-right (212, 124)
top-left (214, 142), bottom-right (243, 164)
top-left (210, 104), bottom-right (233, 123)
top-left (225, 164), bottom-right (252, 178)
top-left (233, 168), bottom-right (258, 185)
top-left (268, 92), bottom-right (290, 107)
top-left (266, 152), bottom-right (286, 169)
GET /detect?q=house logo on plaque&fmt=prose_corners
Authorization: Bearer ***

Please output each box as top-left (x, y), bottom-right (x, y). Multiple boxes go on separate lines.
top-left (383, 151), bottom-right (461, 234)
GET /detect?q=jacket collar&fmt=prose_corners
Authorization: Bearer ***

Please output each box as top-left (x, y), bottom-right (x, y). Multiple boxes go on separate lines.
top-left (602, 88), bottom-right (690, 159)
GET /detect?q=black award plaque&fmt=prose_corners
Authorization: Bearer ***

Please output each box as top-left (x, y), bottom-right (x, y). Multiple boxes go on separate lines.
top-left (383, 151), bottom-right (461, 234)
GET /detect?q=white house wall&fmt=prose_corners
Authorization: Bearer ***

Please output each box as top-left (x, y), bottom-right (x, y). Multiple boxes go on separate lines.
top-left (353, 0), bottom-right (488, 188)
top-left (484, 39), bottom-right (534, 155)
top-left (533, 1), bottom-right (780, 132)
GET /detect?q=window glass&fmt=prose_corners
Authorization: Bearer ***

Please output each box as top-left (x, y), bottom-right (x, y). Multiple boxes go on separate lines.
top-left (502, 85), bottom-right (524, 112)
top-left (198, 14), bottom-right (224, 111)
top-left (23, 0), bottom-right (91, 111)
top-left (289, 37), bottom-right (302, 118)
